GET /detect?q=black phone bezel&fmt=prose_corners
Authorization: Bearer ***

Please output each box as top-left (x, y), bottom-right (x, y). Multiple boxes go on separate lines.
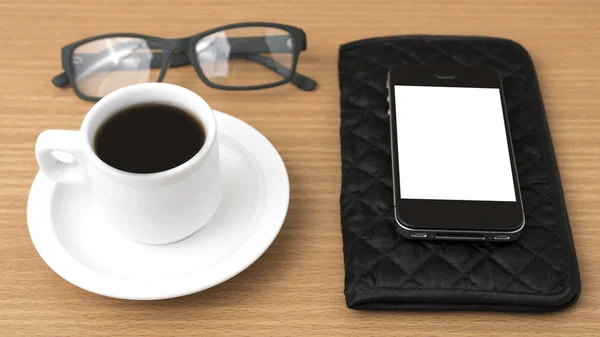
top-left (388, 65), bottom-right (524, 232)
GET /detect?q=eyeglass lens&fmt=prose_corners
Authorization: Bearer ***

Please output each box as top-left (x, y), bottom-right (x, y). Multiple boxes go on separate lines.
top-left (194, 27), bottom-right (294, 88)
top-left (72, 37), bottom-right (164, 98)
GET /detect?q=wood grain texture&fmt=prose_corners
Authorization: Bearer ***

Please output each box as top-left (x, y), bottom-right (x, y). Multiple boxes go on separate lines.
top-left (0, 0), bottom-right (599, 336)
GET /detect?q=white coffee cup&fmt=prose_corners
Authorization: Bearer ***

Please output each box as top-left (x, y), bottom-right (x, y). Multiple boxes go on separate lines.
top-left (35, 83), bottom-right (221, 245)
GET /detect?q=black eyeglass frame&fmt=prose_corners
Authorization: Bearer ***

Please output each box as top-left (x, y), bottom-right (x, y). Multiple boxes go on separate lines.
top-left (53, 22), bottom-right (315, 102)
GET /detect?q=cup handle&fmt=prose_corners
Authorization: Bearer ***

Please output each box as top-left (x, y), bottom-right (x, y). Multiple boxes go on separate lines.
top-left (35, 130), bottom-right (88, 184)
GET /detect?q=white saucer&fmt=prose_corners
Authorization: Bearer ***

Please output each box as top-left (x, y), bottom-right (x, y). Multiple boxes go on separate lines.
top-left (27, 110), bottom-right (289, 300)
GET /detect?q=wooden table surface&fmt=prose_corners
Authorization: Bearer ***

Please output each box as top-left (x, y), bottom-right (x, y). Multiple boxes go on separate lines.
top-left (1, 0), bottom-right (599, 336)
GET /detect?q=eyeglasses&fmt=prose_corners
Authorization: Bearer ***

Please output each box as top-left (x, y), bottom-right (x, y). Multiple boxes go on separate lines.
top-left (52, 22), bottom-right (317, 101)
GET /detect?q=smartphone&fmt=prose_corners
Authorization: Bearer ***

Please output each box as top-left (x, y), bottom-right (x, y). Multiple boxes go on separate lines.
top-left (387, 65), bottom-right (524, 241)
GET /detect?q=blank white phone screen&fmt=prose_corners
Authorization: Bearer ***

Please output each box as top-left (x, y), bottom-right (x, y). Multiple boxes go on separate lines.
top-left (395, 85), bottom-right (516, 202)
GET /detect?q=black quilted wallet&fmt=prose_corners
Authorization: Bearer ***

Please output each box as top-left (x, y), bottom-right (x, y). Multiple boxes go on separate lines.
top-left (338, 36), bottom-right (580, 312)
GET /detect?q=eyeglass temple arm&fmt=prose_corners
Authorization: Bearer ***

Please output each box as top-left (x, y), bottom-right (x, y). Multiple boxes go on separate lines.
top-left (51, 54), bottom-right (187, 87)
top-left (52, 36), bottom-right (317, 91)
top-left (229, 54), bottom-right (316, 91)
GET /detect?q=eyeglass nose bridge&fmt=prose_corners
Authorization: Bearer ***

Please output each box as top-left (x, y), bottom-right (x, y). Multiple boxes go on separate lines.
top-left (167, 37), bottom-right (192, 54)
top-left (161, 37), bottom-right (194, 72)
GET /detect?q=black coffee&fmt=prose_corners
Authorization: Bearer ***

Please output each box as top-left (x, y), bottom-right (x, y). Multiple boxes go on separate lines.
top-left (94, 103), bottom-right (205, 174)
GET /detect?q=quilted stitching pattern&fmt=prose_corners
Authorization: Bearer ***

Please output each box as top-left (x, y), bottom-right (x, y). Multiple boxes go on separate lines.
top-left (339, 36), bottom-right (578, 309)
